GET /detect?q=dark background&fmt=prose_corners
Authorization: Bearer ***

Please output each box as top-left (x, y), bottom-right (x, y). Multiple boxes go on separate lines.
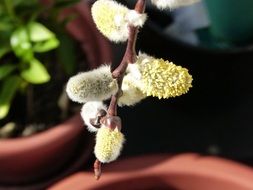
top-left (112, 4), bottom-right (253, 165)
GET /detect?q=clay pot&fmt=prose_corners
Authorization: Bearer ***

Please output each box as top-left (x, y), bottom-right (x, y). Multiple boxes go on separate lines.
top-left (0, 1), bottom-right (112, 187)
top-left (49, 154), bottom-right (253, 190)
top-left (0, 115), bottom-right (87, 185)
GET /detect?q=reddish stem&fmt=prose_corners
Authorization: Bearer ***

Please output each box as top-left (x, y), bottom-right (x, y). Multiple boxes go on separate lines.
top-left (94, 159), bottom-right (101, 180)
top-left (94, 0), bottom-right (146, 180)
top-left (108, 0), bottom-right (146, 116)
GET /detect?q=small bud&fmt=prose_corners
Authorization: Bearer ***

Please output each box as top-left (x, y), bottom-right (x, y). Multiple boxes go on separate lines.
top-left (101, 115), bottom-right (122, 131)
top-left (135, 53), bottom-right (193, 99)
top-left (151, 0), bottom-right (199, 9)
top-left (81, 101), bottom-right (107, 132)
top-left (91, 0), bottom-right (146, 43)
top-left (94, 123), bottom-right (125, 163)
top-left (66, 65), bottom-right (118, 103)
top-left (118, 74), bottom-right (146, 106)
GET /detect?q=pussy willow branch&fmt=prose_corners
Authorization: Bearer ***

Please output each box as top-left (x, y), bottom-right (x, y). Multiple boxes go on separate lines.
top-left (108, 0), bottom-right (146, 116)
top-left (93, 0), bottom-right (146, 180)
top-left (94, 159), bottom-right (101, 180)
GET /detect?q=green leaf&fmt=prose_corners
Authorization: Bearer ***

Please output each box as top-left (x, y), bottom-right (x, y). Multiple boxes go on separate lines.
top-left (0, 16), bottom-right (15, 32)
top-left (0, 4), bottom-right (4, 13)
top-left (10, 26), bottom-right (33, 61)
top-left (0, 64), bottom-right (16, 80)
top-left (13, 0), bottom-right (37, 6)
top-left (0, 75), bottom-right (21, 119)
top-left (0, 45), bottom-right (11, 59)
top-left (56, 32), bottom-right (76, 75)
top-left (33, 37), bottom-right (59, 52)
top-left (28, 22), bottom-right (55, 42)
top-left (21, 59), bottom-right (50, 84)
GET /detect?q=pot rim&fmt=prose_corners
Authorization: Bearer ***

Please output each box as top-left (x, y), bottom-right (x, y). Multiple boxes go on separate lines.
top-left (0, 114), bottom-right (84, 155)
top-left (49, 154), bottom-right (253, 190)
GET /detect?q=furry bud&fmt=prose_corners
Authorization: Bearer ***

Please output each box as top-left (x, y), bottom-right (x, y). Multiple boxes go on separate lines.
top-left (66, 65), bottom-right (118, 103)
top-left (81, 101), bottom-right (107, 132)
top-left (94, 125), bottom-right (125, 163)
top-left (118, 73), bottom-right (146, 106)
top-left (91, 0), bottom-right (146, 43)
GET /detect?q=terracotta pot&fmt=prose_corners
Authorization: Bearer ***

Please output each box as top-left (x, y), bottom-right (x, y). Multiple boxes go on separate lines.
top-left (0, 115), bottom-right (94, 190)
top-left (0, 0), bottom-right (112, 187)
top-left (49, 154), bottom-right (253, 190)
top-left (0, 115), bottom-right (87, 185)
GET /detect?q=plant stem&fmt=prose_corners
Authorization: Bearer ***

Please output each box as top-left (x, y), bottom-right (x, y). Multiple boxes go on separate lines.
top-left (107, 0), bottom-right (146, 116)
top-left (94, 0), bottom-right (146, 180)
top-left (94, 159), bottom-right (102, 180)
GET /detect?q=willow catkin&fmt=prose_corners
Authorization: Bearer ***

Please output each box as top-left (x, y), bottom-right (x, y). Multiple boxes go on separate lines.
top-left (118, 73), bottom-right (146, 106)
top-left (66, 65), bottom-right (118, 103)
top-left (136, 53), bottom-right (193, 99)
top-left (91, 0), bottom-right (146, 43)
top-left (94, 125), bottom-right (125, 163)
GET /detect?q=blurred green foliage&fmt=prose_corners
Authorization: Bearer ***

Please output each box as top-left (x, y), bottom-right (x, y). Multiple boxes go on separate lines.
top-left (0, 0), bottom-right (80, 119)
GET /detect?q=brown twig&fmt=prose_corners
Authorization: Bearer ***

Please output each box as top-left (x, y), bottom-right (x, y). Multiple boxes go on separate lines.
top-left (94, 159), bottom-right (102, 180)
top-left (107, 0), bottom-right (146, 116)
top-left (93, 0), bottom-right (146, 180)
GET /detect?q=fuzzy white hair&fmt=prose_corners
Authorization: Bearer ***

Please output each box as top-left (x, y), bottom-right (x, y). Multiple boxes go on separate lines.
top-left (125, 10), bottom-right (147, 27)
top-left (118, 71), bottom-right (146, 107)
top-left (91, 0), bottom-right (147, 43)
top-left (81, 101), bottom-right (107, 132)
top-left (151, 0), bottom-right (199, 9)
top-left (66, 65), bottom-right (118, 103)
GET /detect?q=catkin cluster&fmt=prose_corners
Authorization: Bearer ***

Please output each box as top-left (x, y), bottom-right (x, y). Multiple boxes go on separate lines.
top-left (66, 0), bottom-right (198, 166)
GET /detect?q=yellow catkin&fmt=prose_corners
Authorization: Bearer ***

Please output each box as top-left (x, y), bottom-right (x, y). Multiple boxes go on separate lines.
top-left (136, 54), bottom-right (193, 99)
top-left (95, 126), bottom-right (125, 163)
top-left (91, 0), bottom-right (129, 42)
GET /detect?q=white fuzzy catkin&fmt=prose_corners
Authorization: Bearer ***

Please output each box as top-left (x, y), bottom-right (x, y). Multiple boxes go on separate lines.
top-left (66, 65), bottom-right (118, 103)
top-left (81, 101), bottom-right (107, 132)
top-left (118, 71), bottom-right (146, 107)
top-left (91, 0), bottom-right (146, 43)
top-left (125, 10), bottom-right (147, 27)
top-left (94, 125), bottom-right (125, 163)
top-left (151, 0), bottom-right (199, 9)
